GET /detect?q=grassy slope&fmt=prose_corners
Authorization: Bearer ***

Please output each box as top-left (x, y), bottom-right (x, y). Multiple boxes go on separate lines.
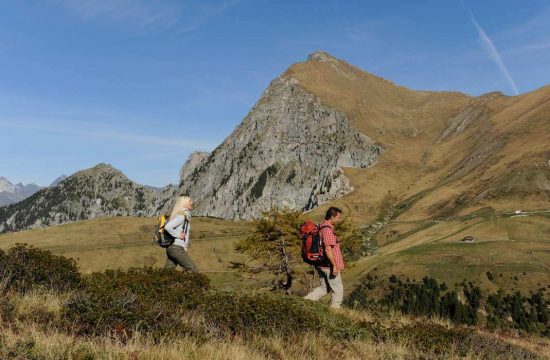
top-left (0, 216), bottom-right (252, 288)
top-left (287, 55), bottom-right (550, 293)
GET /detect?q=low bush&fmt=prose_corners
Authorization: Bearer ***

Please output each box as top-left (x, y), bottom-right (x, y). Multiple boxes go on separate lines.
top-left (0, 244), bottom-right (81, 293)
top-left (62, 266), bottom-right (365, 341)
top-left (62, 268), bottom-right (210, 338)
top-left (200, 291), bottom-right (366, 339)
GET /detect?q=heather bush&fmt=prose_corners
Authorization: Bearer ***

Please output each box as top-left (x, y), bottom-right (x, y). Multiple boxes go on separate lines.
top-left (0, 244), bottom-right (81, 293)
top-left (200, 291), bottom-right (366, 339)
top-left (62, 267), bottom-right (210, 338)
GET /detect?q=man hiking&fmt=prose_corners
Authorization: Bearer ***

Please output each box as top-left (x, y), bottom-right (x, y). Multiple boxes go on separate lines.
top-left (304, 207), bottom-right (345, 309)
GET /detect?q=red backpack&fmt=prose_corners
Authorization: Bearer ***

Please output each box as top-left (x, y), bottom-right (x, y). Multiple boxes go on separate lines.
top-left (300, 220), bottom-right (330, 266)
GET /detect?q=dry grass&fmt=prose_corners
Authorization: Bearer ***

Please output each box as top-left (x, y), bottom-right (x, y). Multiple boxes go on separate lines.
top-left (2, 312), bottom-right (544, 359)
top-left (0, 216), bottom-right (252, 282)
top-left (2, 322), bottom-right (527, 360)
top-left (1, 285), bottom-right (546, 359)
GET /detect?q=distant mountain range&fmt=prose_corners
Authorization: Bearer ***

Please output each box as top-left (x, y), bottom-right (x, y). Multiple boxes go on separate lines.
top-left (0, 175), bottom-right (71, 207)
top-left (0, 177), bottom-right (42, 207)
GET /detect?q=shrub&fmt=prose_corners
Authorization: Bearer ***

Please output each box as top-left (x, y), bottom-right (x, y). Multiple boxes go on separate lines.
top-left (62, 268), bottom-right (210, 338)
top-left (0, 244), bottom-right (81, 293)
top-left (200, 291), bottom-right (366, 339)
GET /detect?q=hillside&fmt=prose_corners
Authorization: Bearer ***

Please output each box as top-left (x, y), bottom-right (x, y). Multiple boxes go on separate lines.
top-left (287, 51), bottom-right (549, 224)
top-left (1, 218), bottom-right (549, 359)
top-left (0, 164), bottom-right (177, 233)
top-left (178, 51), bottom-right (548, 224)
top-left (282, 51), bottom-right (550, 294)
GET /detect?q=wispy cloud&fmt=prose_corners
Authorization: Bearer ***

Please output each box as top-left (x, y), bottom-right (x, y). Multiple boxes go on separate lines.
top-left (52, 0), bottom-right (183, 29)
top-left (469, 13), bottom-right (519, 95)
top-left (52, 0), bottom-right (242, 35)
top-left (0, 118), bottom-right (216, 150)
top-left (508, 5), bottom-right (550, 36)
top-left (173, 0), bottom-right (243, 37)
top-left (502, 40), bottom-right (550, 55)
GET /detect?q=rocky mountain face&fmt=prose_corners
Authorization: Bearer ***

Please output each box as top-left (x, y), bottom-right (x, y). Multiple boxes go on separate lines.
top-left (0, 164), bottom-right (175, 233)
top-left (0, 177), bottom-right (42, 207)
top-left (179, 75), bottom-right (383, 219)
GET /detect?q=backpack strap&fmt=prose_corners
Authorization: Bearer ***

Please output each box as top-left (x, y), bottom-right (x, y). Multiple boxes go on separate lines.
top-left (181, 217), bottom-right (189, 238)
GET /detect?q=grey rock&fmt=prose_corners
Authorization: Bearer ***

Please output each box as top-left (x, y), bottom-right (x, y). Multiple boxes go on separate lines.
top-left (0, 163), bottom-right (173, 233)
top-left (179, 152), bottom-right (210, 182)
top-left (179, 76), bottom-right (383, 220)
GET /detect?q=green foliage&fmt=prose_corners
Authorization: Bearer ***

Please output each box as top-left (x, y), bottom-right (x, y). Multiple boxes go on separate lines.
top-left (62, 266), bottom-right (366, 341)
top-left (62, 268), bottom-right (210, 338)
top-left (200, 291), bottom-right (366, 339)
top-left (333, 215), bottom-right (362, 259)
top-left (486, 289), bottom-right (550, 335)
top-left (236, 207), bottom-right (304, 280)
top-left (0, 244), bottom-right (81, 293)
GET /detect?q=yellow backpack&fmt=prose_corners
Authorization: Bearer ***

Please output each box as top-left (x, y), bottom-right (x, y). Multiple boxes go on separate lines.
top-left (152, 214), bottom-right (175, 248)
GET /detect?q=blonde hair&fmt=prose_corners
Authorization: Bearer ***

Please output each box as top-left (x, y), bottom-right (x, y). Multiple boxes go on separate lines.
top-left (170, 196), bottom-right (192, 220)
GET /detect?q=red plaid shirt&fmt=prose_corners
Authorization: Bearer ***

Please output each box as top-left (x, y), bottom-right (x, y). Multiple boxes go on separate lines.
top-left (319, 220), bottom-right (345, 271)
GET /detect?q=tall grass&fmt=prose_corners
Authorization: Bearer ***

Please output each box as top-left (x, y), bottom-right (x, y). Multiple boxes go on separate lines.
top-left (1, 289), bottom-right (546, 359)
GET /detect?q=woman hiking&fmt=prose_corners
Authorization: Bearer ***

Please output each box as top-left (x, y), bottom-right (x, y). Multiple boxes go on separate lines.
top-left (164, 195), bottom-right (198, 272)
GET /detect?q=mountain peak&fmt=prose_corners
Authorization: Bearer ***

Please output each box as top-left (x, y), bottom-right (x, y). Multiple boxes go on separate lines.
top-left (92, 163), bottom-right (114, 170)
top-left (73, 163), bottom-right (126, 180)
top-left (307, 50), bottom-right (339, 63)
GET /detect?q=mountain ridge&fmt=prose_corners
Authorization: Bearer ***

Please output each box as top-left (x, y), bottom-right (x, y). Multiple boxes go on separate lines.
top-left (0, 163), bottom-right (176, 233)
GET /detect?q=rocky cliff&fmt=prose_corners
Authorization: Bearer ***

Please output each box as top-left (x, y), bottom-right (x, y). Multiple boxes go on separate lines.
top-left (179, 71), bottom-right (383, 219)
top-left (0, 164), bottom-right (175, 233)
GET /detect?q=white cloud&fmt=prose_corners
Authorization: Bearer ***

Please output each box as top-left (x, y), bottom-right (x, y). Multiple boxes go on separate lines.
top-left (469, 13), bottom-right (519, 95)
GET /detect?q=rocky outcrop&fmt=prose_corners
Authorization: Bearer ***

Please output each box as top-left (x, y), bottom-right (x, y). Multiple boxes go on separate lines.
top-left (179, 152), bottom-right (210, 181)
top-left (0, 163), bottom-right (171, 233)
top-left (179, 75), bottom-right (383, 220)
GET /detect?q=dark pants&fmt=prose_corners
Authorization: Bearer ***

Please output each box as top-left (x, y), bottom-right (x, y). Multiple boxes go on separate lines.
top-left (164, 245), bottom-right (198, 272)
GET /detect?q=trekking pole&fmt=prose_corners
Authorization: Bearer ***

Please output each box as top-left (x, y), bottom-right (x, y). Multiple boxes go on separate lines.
top-left (280, 236), bottom-right (293, 294)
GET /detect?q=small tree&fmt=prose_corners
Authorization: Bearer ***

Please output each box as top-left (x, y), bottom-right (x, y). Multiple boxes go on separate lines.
top-left (236, 207), bottom-right (362, 294)
top-left (236, 208), bottom-right (304, 292)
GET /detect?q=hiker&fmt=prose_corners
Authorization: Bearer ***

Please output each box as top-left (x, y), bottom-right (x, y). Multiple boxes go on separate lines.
top-left (304, 207), bottom-right (344, 309)
top-left (164, 195), bottom-right (198, 272)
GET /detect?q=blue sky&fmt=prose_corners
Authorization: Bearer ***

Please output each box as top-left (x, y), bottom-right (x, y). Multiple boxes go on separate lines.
top-left (1, 0), bottom-right (549, 187)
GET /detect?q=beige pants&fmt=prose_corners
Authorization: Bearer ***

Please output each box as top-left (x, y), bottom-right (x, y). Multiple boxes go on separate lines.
top-left (303, 267), bottom-right (344, 309)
